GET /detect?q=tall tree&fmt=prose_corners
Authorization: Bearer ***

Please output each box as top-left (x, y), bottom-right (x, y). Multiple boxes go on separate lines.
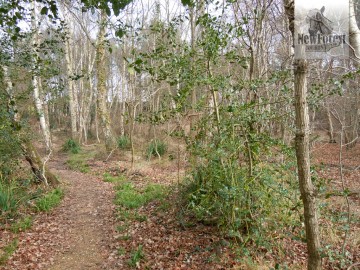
top-left (31, 2), bottom-right (52, 151)
top-left (283, 1), bottom-right (322, 269)
top-left (64, 18), bottom-right (79, 141)
top-left (95, 9), bottom-right (116, 151)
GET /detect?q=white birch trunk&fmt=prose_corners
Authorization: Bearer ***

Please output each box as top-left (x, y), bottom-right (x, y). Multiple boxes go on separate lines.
top-left (350, 0), bottom-right (360, 59)
top-left (31, 2), bottom-right (52, 152)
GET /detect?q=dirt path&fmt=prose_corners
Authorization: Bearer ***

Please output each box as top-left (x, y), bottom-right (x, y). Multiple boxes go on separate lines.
top-left (3, 157), bottom-right (116, 270)
top-left (48, 166), bottom-right (115, 270)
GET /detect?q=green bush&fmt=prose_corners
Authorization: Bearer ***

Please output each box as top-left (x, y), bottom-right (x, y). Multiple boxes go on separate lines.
top-left (35, 188), bottom-right (63, 212)
top-left (117, 135), bottom-right (130, 150)
top-left (182, 115), bottom-right (301, 248)
top-left (146, 139), bottom-right (167, 159)
top-left (62, 139), bottom-right (81, 154)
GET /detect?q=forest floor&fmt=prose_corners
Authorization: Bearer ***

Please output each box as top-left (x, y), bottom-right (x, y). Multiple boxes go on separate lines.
top-left (0, 139), bottom-right (359, 269)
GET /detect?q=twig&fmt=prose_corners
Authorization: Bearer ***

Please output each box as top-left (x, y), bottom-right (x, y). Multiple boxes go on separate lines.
top-left (105, 148), bottom-right (116, 162)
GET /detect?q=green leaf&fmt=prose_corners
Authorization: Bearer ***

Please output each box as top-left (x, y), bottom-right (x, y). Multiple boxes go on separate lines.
top-left (115, 29), bottom-right (125, 38)
top-left (105, 6), bottom-right (111, 16)
top-left (112, 0), bottom-right (121, 16)
top-left (40, 7), bottom-right (48, 15)
top-left (181, 0), bottom-right (193, 7)
top-left (128, 67), bottom-right (135, 75)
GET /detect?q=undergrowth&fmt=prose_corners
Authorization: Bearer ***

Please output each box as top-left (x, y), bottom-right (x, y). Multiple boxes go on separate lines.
top-left (10, 216), bottom-right (33, 233)
top-left (0, 239), bottom-right (18, 265)
top-left (35, 188), bottom-right (63, 212)
top-left (146, 139), bottom-right (167, 159)
top-left (117, 135), bottom-right (130, 150)
top-left (103, 172), bottom-right (127, 183)
top-left (115, 182), bottom-right (166, 209)
top-left (62, 139), bottom-right (81, 154)
top-left (0, 181), bottom-right (18, 215)
top-left (66, 149), bottom-right (96, 173)
top-left (127, 245), bottom-right (145, 268)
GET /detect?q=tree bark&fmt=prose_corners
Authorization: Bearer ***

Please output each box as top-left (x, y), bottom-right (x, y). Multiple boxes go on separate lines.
top-left (95, 10), bottom-right (116, 151)
top-left (350, 0), bottom-right (360, 59)
top-left (31, 2), bottom-right (52, 152)
top-left (22, 141), bottom-right (59, 186)
top-left (2, 65), bottom-right (58, 186)
top-left (65, 24), bottom-right (79, 141)
top-left (294, 60), bottom-right (322, 270)
top-left (283, 1), bottom-right (322, 269)
top-left (326, 101), bottom-right (336, 143)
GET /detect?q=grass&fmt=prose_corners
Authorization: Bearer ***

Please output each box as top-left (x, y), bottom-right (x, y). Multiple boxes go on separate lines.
top-left (115, 182), bottom-right (166, 209)
top-left (10, 216), bottom-right (33, 233)
top-left (116, 224), bottom-right (129, 232)
top-left (146, 139), bottom-right (167, 159)
top-left (35, 188), bottom-right (63, 212)
top-left (117, 135), bottom-right (131, 150)
top-left (0, 181), bottom-right (18, 215)
top-left (127, 245), bottom-right (145, 268)
top-left (0, 239), bottom-right (18, 265)
top-left (66, 148), bottom-right (96, 173)
top-left (117, 246), bottom-right (126, 255)
top-left (103, 172), bottom-right (127, 183)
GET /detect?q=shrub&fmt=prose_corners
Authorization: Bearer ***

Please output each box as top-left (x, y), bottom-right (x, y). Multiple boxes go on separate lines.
top-left (117, 135), bottom-right (130, 150)
top-left (146, 139), bottom-right (167, 159)
top-left (62, 139), bottom-right (81, 154)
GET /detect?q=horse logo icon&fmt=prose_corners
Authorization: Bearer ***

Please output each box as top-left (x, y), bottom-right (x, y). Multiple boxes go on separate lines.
top-left (306, 6), bottom-right (333, 36)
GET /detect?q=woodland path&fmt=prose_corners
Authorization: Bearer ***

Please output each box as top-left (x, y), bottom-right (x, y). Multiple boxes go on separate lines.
top-left (3, 155), bottom-right (117, 270)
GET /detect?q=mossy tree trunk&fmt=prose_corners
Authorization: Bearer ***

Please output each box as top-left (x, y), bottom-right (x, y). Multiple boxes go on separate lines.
top-left (22, 141), bottom-right (59, 186)
top-left (95, 10), bottom-right (116, 152)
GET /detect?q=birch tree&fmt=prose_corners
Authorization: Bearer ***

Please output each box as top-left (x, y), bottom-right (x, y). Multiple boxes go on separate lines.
top-left (31, 2), bottom-right (52, 152)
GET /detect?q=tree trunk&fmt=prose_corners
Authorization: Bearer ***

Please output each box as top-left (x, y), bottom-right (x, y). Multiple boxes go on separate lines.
top-left (22, 141), bottom-right (59, 186)
top-left (294, 60), bottom-right (322, 270)
top-left (65, 25), bottom-right (79, 141)
top-left (2, 65), bottom-right (58, 186)
top-left (350, 0), bottom-right (360, 59)
top-left (326, 101), bottom-right (336, 143)
top-left (346, 0), bottom-right (360, 148)
top-left (284, 1), bottom-right (322, 269)
top-left (31, 2), bottom-right (52, 152)
top-left (95, 10), bottom-right (116, 151)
